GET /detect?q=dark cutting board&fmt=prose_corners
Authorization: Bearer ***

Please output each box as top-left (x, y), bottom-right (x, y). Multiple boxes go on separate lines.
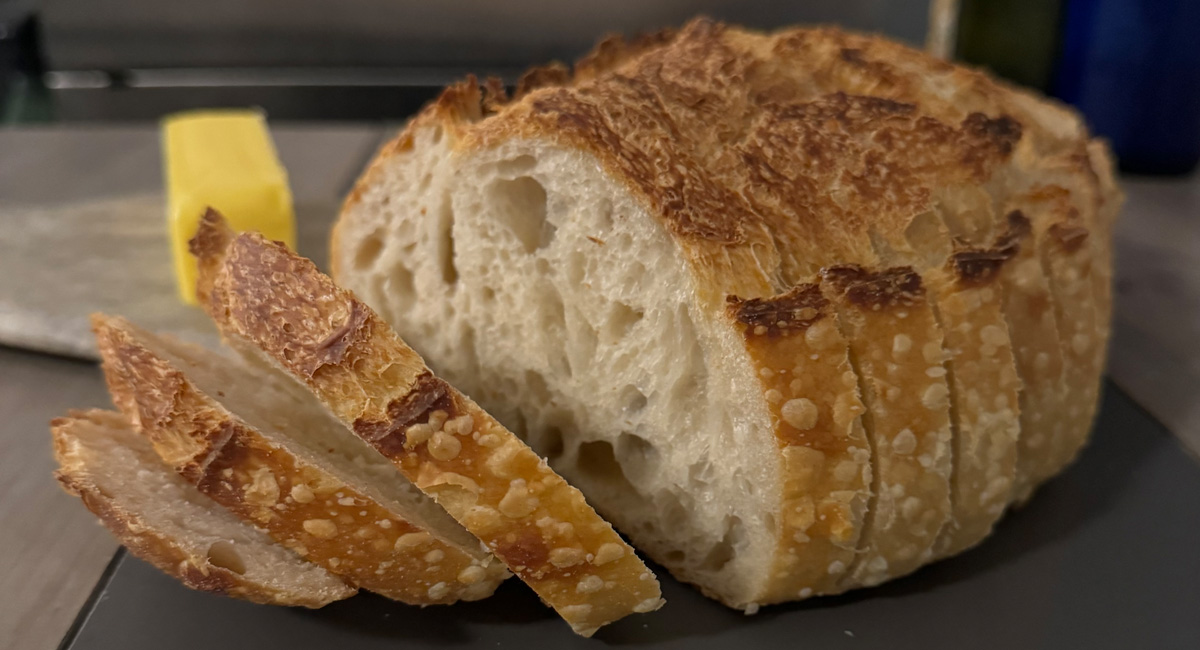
top-left (61, 384), bottom-right (1200, 649)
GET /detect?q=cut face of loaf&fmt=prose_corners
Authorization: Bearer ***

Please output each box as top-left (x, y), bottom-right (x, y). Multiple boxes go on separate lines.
top-left (332, 20), bottom-right (1118, 608)
top-left (92, 314), bottom-right (508, 604)
top-left (51, 409), bottom-right (355, 607)
top-left (191, 211), bottom-right (663, 637)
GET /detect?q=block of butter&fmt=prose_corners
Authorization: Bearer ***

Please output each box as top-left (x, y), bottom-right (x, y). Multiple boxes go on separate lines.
top-left (163, 109), bottom-right (295, 303)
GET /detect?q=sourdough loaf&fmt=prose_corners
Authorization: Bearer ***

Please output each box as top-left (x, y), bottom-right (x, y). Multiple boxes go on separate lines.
top-left (93, 314), bottom-right (509, 604)
top-left (51, 409), bottom-right (356, 607)
top-left (191, 211), bottom-right (663, 636)
top-left (331, 18), bottom-right (1119, 609)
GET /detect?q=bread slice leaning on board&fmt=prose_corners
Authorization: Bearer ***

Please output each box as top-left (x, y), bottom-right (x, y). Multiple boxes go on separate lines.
top-left (51, 409), bottom-right (356, 607)
top-left (190, 210), bottom-right (664, 636)
top-left (92, 313), bottom-right (510, 605)
top-left (332, 18), bottom-right (1120, 609)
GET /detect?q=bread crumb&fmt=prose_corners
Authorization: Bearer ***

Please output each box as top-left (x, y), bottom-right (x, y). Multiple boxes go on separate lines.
top-left (244, 467), bottom-right (280, 508)
top-left (290, 483), bottom-right (315, 504)
top-left (302, 519), bottom-right (338, 539)
top-left (424, 549), bottom-right (444, 563)
top-left (498, 479), bottom-right (539, 518)
top-left (405, 422), bottom-right (436, 449)
top-left (457, 565), bottom-right (486, 584)
top-left (892, 429), bottom-right (917, 455)
top-left (764, 389), bottom-right (783, 404)
top-left (428, 582), bottom-right (449, 599)
top-left (833, 460), bottom-right (858, 482)
top-left (781, 398), bottom-right (819, 430)
top-left (798, 587), bottom-right (813, 598)
top-left (444, 415), bottom-right (474, 436)
top-left (428, 430), bottom-right (462, 461)
top-left (922, 383), bottom-right (949, 410)
top-left (394, 531), bottom-right (431, 550)
top-left (892, 334), bottom-right (912, 356)
top-left (576, 575), bottom-right (604, 593)
top-left (592, 542), bottom-right (626, 566)
top-left (827, 560), bottom-right (846, 575)
top-left (549, 547), bottom-right (585, 568)
top-left (743, 603), bottom-right (760, 615)
top-left (806, 320), bottom-right (837, 350)
top-left (922, 342), bottom-right (944, 364)
top-left (427, 410), bottom-right (449, 430)
top-left (980, 324), bottom-right (1007, 346)
top-left (633, 598), bottom-right (664, 613)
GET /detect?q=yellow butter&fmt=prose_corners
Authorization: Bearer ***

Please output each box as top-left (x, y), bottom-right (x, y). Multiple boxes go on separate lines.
top-left (163, 109), bottom-right (295, 303)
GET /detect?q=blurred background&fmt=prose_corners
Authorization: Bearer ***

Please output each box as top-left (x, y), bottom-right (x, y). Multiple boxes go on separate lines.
top-left (2, 0), bottom-right (1197, 173)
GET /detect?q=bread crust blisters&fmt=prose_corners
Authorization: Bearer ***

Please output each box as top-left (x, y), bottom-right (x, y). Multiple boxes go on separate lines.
top-left (92, 314), bottom-right (507, 604)
top-left (192, 212), bottom-right (663, 636)
top-left (51, 409), bottom-right (356, 608)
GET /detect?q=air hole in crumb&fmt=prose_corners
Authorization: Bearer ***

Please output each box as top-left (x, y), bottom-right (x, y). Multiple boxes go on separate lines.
top-left (523, 370), bottom-right (551, 404)
top-left (206, 541), bottom-right (246, 575)
top-left (576, 439), bottom-right (637, 497)
top-left (430, 126), bottom-right (443, 144)
top-left (492, 155), bottom-right (538, 177)
top-left (419, 173), bottom-right (433, 191)
top-left (481, 286), bottom-right (496, 303)
top-left (620, 385), bottom-right (648, 415)
top-left (541, 286), bottom-right (566, 333)
top-left (353, 233), bottom-right (385, 270)
top-left (388, 263), bottom-right (416, 308)
top-left (603, 303), bottom-right (643, 344)
top-left (438, 197), bottom-right (458, 284)
top-left (661, 494), bottom-right (688, 530)
top-left (669, 307), bottom-right (707, 402)
top-left (487, 176), bottom-right (551, 253)
top-left (665, 549), bottom-right (686, 564)
top-left (595, 197), bottom-right (614, 231)
top-left (699, 517), bottom-right (742, 572)
top-left (504, 410), bottom-right (529, 441)
top-left (566, 251), bottom-right (586, 285)
top-left (615, 432), bottom-right (658, 479)
top-left (538, 425), bottom-right (565, 460)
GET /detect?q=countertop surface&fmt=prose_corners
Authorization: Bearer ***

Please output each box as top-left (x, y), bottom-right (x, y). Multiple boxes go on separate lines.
top-left (0, 125), bottom-right (1197, 650)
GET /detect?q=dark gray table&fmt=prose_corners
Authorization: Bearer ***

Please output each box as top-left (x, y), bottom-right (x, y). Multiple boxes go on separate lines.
top-left (62, 384), bottom-right (1200, 649)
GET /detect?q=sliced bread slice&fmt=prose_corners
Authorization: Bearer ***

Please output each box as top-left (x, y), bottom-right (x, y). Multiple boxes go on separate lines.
top-left (92, 314), bottom-right (509, 604)
top-left (190, 210), bottom-right (663, 636)
top-left (51, 409), bottom-right (355, 607)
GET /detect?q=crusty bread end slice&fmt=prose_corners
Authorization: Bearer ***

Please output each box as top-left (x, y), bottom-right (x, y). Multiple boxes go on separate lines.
top-left (92, 314), bottom-right (509, 604)
top-left (191, 210), bottom-right (663, 636)
top-left (51, 409), bottom-right (355, 607)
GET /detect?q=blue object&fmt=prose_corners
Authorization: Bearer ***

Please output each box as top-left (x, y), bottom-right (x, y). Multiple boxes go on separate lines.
top-left (1054, 0), bottom-right (1200, 175)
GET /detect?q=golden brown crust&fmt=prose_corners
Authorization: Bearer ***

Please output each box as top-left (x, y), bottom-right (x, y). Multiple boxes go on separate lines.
top-left (51, 409), bottom-right (355, 608)
top-left (820, 266), bottom-right (953, 585)
top-left (728, 284), bottom-right (871, 602)
top-left (92, 314), bottom-right (506, 605)
top-left (195, 213), bottom-right (662, 636)
top-left (1005, 186), bottom-right (1104, 501)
